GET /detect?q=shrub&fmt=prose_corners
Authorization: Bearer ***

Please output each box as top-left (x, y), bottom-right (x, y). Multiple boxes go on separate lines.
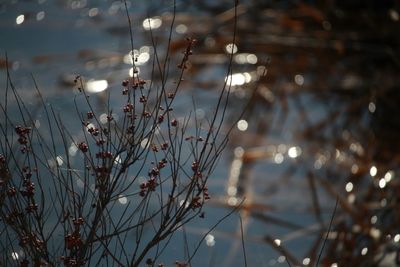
top-left (0, 1), bottom-right (240, 266)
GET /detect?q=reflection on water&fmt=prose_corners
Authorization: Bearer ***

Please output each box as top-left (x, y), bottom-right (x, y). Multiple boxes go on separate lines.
top-left (86, 79), bottom-right (108, 93)
top-left (1, 0), bottom-right (400, 266)
top-left (142, 16), bottom-right (162, 30)
top-left (15, 14), bottom-right (25, 24)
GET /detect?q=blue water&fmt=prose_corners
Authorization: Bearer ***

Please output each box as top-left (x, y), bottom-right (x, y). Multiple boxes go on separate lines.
top-left (0, 1), bottom-right (330, 266)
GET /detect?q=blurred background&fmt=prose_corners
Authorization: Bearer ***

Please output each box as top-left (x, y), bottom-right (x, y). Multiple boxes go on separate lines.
top-left (1, 0), bottom-right (400, 266)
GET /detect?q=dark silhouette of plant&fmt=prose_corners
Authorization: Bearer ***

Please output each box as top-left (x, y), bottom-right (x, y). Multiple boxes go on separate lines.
top-left (0, 1), bottom-right (241, 266)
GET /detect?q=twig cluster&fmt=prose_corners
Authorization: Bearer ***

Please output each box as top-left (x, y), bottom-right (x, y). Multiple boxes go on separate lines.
top-left (0, 2), bottom-right (238, 266)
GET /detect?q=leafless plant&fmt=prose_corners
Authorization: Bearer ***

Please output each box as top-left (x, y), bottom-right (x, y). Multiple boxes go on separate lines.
top-left (0, 1), bottom-right (241, 266)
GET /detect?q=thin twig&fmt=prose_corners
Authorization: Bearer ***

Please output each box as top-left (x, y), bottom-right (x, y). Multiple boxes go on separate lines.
top-left (316, 196), bottom-right (339, 267)
top-left (239, 214), bottom-right (248, 267)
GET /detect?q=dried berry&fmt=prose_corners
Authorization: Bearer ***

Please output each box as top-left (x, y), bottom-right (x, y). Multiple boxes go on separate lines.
top-left (87, 111), bottom-right (94, 119)
top-left (78, 142), bottom-right (88, 152)
top-left (0, 154), bottom-right (5, 163)
top-left (191, 161), bottom-right (199, 172)
top-left (161, 142), bottom-right (168, 150)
